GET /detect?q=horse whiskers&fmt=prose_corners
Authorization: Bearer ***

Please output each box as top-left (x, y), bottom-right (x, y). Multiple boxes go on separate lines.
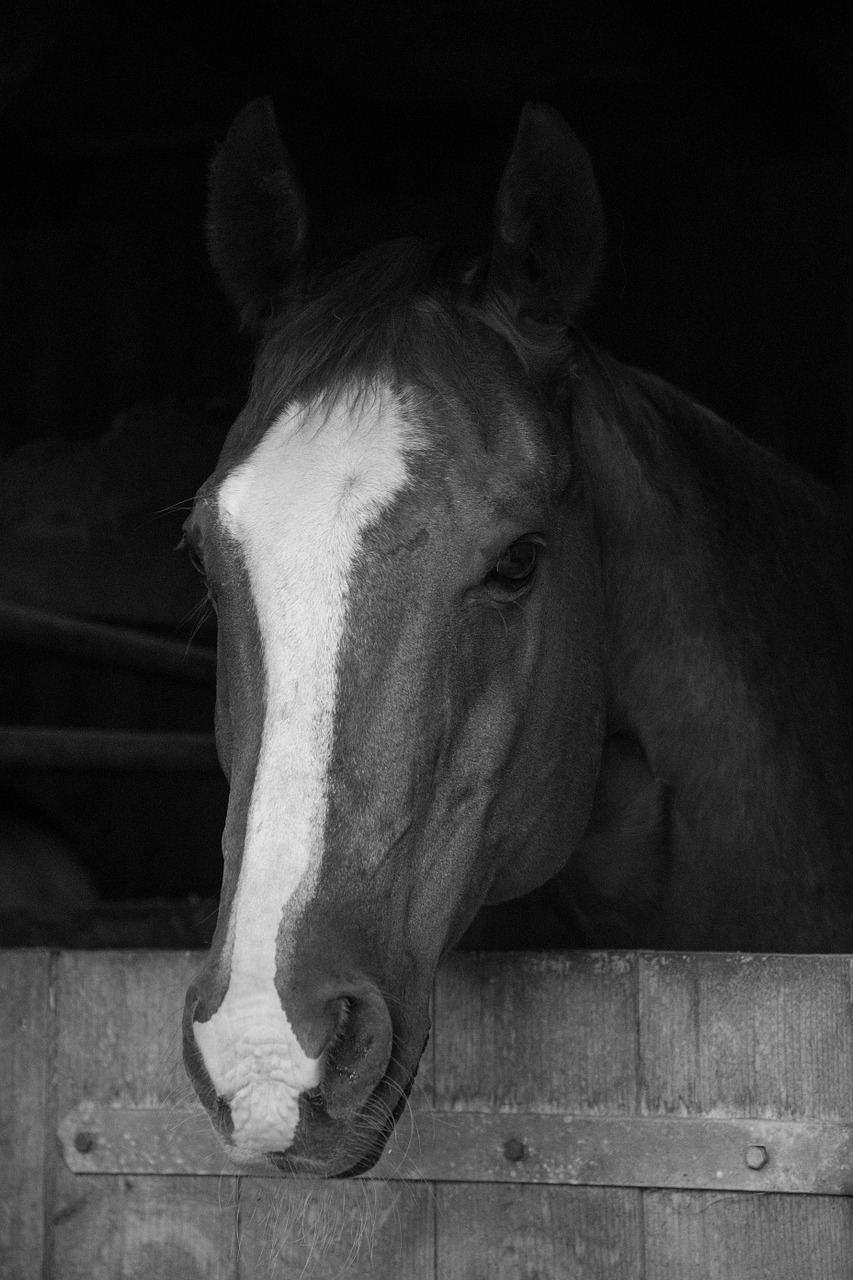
top-left (338, 1097), bottom-right (425, 1178)
top-left (177, 593), bottom-right (210, 633)
top-left (130, 497), bottom-right (196, 534)
top-left (180, 595), bottom-right (215, 655)
top-left (244, 1178), bottom-right (382, 1277)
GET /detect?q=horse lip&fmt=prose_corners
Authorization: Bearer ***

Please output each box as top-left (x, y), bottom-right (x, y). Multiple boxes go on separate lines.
top-left (272, 1056), bottom-right (420, 1177)
top-left (271, 1128), bottom-right (391, 1179)
top-left (200, 1060), bottom-right (403, 1177)
top-left (267, 1144), bottom-right (385, 1177)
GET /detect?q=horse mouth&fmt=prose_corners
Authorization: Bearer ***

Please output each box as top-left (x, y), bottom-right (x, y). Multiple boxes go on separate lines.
top-left (262, 1035), bottom-right (425, 1178)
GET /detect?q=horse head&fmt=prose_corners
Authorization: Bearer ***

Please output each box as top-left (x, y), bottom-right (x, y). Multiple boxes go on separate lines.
top-left (182, 99), bottom-right (608, 1175)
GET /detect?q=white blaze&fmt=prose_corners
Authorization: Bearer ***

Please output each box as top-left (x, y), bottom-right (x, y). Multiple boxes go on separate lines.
top-left (193, 384), bottom-right (419, 1157)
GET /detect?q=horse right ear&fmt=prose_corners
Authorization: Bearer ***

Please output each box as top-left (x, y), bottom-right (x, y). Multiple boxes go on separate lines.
top-left (207, 98), bottom-right (307, 334)
top-left (487, 103), bottom-right (605, 324)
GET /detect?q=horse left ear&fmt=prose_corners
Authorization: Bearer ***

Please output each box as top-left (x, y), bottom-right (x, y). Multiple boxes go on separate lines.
top-left (488, 103), bottom-right (605, 324)
top-left (207, 97), bottom-right (308, 334)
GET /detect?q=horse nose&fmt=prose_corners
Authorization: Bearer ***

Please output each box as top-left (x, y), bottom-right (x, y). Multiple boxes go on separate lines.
top-left (183, 972), bottom-right (394, 1142)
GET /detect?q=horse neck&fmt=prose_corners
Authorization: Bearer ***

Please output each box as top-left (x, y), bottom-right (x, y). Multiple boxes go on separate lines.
top-left (566, 340), bottom-right (853, 949)
top-left (568, 337), bottom-right (838, 749)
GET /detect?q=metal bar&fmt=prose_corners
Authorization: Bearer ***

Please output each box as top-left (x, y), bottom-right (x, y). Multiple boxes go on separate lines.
top-left (0, 728), bottom-right (218, 771)
top-left (0, 600), bottom-right (215, 683)
top-left (58, 1103), bottom-right (853, 1195)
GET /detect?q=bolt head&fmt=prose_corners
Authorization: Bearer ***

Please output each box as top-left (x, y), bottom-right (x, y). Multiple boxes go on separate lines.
top-left (503, 1136), bottom-right (526, 1163)
top-left (745, 1144), bottom-right (768, 1170)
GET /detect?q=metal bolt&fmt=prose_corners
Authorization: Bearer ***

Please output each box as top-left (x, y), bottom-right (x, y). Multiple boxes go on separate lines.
top-left (503, 1137), bottom-right (526, 1163)
top-left (745, 1144), bottom-right (768, 1170)
top-left (74, 1131), bottom-right (96, 1154)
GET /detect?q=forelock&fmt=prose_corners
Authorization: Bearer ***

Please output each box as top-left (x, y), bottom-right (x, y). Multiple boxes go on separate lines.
top-left (245, 237), bottom-right (571, 433)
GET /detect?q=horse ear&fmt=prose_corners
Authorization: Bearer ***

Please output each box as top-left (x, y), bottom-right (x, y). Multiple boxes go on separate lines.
top-left (207, 98), bottom-right (307, 333)
top-left (488, 103), bottom-right (605, 324)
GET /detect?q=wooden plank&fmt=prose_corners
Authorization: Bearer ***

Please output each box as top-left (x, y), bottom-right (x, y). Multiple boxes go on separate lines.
top-left (639, 953), bottom-right (853, 1280)
top-left (644, 1190), bottom-right (853, 1280)
top-left (0, 949), bottom-right (51, 1280)
top-left (57, 1103), bottom-right (853, 1194)
top-left (434, 951), bottom-right (640, 1113)
top-left (50, 1177), bottom-right (238, 1279)
top-left (435, 1185), bottom-right (643, 1280)
top-left (13, 948), bottom-right (853, 1278)
top-left (50, 950), bottom-right (237, 1280)
top-left (639, 952), bottom-right (853, 1119)
top-left (234, 1178), bottom-right (435, 1279)
top-left (433, 952), bottom-right (643, 1280)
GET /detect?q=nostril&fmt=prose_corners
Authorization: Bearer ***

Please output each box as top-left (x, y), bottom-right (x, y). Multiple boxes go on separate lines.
top-left (192, 996), bottom-right (210, 1023)
top-left (319, 989), bottom-right (393, 1120)
top-left (324, 995), bottom-right (353, 1053)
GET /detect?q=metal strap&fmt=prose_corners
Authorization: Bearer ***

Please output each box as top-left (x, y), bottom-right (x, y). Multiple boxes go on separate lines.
top-left (59, 1101), bottom-right (853, 1194)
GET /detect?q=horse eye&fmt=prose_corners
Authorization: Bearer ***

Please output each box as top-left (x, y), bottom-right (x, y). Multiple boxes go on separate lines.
top-left (185, 542), bottom-right (207, 579)
top-left (489, 537), bottom-right (541, 589)
top-left (180, 535), bottom-right (218, 604)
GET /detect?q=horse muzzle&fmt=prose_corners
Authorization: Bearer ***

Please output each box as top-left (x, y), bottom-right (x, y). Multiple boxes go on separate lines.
top-left (182, 974), bottom-right (419, 1175)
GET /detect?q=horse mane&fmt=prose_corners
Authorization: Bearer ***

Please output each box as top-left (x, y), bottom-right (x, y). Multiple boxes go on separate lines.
top-left (575, 335), bottom-right (851, 630)
top-left (247, 237), bottom-right (570, 426)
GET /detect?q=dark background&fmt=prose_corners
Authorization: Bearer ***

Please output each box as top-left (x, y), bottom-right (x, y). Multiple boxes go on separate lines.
top-left (0, 2), bottom-right (850, 908)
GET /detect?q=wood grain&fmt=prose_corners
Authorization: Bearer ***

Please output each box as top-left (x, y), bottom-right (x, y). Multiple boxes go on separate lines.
top-left (435, 1184), bottom-right (643, 1280)
top-left (0, 949), bottom-right (51, 1280)
top-left (639, 953), bottom-right (853, 1119)
top-left (644, 1190), bottom-right (853, 1280)
top-left (639, 952), bottom-right (853, 1280)
top-left (49, 949), bottom-right (236, 1279)
top-left (434, 951), bottom-right (639, 1114)
top-left (433, 952), bottom-right (643, 1279)
top-left (4, 948), bottom-right (853, 1279)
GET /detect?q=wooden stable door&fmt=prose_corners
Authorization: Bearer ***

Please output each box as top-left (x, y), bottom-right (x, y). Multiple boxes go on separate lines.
top-left (3, 948), bottom-right (853, 1278)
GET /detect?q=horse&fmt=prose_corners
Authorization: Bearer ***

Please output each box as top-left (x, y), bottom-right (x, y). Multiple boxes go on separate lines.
top-left (181, 98), bottom-right (853, 1178)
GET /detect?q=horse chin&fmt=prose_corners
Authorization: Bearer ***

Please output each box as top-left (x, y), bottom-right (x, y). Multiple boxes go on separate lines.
top-left (302, 1059), bottom-right (420, 1175)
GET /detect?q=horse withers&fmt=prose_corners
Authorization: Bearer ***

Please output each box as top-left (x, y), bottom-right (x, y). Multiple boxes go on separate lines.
top-left (182, 99), bottom-right (853, 1176)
